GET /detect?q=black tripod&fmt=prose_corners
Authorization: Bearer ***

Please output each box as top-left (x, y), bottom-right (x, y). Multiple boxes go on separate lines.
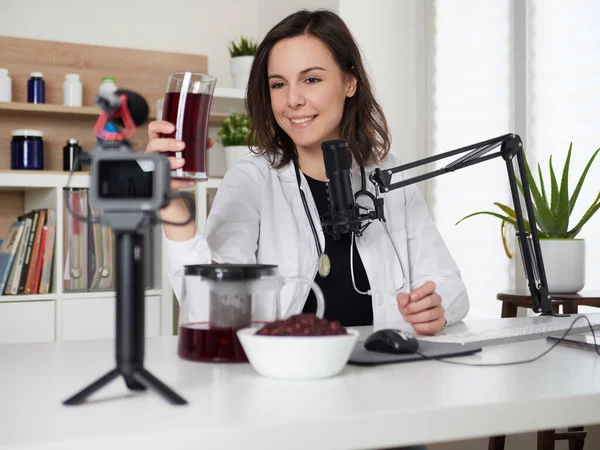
top-left (64, 229), bottom-right (187, 405)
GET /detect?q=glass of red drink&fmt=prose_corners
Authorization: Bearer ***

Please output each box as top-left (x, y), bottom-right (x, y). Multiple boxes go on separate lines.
top-left (161, 72), bottom-right (216, 181)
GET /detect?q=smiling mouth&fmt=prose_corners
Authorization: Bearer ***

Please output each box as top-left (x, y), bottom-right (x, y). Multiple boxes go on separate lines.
top-left (289, 115), bottom-right (318, 126)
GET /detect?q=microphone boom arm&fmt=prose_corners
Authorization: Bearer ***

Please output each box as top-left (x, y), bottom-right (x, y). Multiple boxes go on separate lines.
top-left (369, 133), bottom-right (553, 315)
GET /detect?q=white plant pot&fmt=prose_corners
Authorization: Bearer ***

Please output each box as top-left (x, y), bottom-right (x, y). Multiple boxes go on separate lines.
top-left (230, 56), bottom-right (254, 90)
top-left (224, 145), bottom-right (252, 170)
top-left (515, 238), bottom-right (585, 294)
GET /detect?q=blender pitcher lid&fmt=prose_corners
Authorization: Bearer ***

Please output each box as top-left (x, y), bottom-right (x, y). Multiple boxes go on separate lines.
top-left (184, 264), bottom-right (278, 280)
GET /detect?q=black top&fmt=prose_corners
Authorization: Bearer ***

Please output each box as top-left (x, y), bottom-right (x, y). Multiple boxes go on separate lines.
top-left (302, 174), bottom-right (373, 326)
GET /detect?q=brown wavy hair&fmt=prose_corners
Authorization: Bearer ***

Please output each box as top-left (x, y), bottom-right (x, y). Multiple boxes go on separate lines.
top-left (246, 9), bottom-right (391, 169)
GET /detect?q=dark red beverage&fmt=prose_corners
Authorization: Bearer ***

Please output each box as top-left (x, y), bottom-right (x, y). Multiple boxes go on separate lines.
top-left (161, 91), bottom-right (213, 179)
top-left (178, 322), bottom-right (248, 363)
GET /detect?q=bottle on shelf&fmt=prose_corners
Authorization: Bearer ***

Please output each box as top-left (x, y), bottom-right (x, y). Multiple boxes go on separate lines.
top-left (11, 130), bottom-right (44, 170)
top-left (0, 68), bottom-right (12, 102)
top-left (97, 77), bottom-right (118, 146)
top-left (27, 72), bottom-right (45, 104)
top-left (63, 74), bottom-right (82, 107)
top-left (63, 139), bottom-right (83, 172)
top-left (99, 77), bottom-right (117, 97)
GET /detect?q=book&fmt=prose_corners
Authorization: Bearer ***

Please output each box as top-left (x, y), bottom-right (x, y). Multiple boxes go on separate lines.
top-left (33, 226), bottom-right (47, 294)
top-left (0, 221), bottom-right (25, 294)
top-left (24, 209), bottom-right (46, 295)
top-left (38, 209), bottom-right (56, 295)
top-left (4, 217), bottom-right (32, 295)
top-left (18, 210), bottom-right (38, 294)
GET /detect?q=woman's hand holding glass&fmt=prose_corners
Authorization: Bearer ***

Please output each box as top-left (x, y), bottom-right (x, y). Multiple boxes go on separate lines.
top-left (146, 120), bottom-right (214, 241)
top-left (146, 120), bottom-right (214, 191)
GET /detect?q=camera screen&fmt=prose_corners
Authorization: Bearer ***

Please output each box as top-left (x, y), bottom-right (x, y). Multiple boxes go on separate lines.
top-left (97, 160), bottom-right (154, 199)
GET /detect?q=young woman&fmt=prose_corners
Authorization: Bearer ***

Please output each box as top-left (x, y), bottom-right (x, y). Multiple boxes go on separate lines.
top-left (146, 9), bottom-right (469, 336)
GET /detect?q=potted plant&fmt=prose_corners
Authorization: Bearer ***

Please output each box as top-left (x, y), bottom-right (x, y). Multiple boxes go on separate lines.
top-left (218, 112), bottom-right (257, 170)
top-left (457, 143), bottom-right (600, 293)
top-left (229, 36), bottom-right (258, 90)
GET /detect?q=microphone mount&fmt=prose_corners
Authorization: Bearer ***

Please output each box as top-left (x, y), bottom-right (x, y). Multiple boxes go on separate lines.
top-left (367, 133), bottom-right (554, 315)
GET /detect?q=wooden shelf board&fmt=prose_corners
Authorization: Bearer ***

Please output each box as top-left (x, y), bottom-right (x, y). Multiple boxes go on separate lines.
top-left (0, 102), bottom-right (100, 117)
top-left (0, 102), bottom-right (231, 127)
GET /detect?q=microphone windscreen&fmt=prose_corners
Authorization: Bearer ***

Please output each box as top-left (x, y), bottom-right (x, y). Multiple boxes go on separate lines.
top-left (322, 139), bottom-right (351, 177)
top-left (111, 89), bottom-right (149, 127)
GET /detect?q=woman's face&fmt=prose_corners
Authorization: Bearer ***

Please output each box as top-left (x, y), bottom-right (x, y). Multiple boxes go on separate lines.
top-left (267, 34), bottom-right (356, 156)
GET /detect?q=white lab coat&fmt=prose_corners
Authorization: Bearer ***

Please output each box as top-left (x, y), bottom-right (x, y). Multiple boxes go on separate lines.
top-left (165, 152), bottom-right (469, 328)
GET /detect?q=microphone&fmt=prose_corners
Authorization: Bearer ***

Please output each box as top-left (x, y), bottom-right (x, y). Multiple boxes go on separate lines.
top-left (96, 89), bottom-right (149, 127)
top-left (94, 89), bottom-right (149, 142)
top-left (321, 139), bottom-right (362, 239)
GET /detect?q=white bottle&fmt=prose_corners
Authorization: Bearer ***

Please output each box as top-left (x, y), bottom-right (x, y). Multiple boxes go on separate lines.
top-left (63, 73), bottom-right (82, 107)
top-left (0, 68), bottom-right (12, 102)
top-left (99, 77), bottom-right (117, 97)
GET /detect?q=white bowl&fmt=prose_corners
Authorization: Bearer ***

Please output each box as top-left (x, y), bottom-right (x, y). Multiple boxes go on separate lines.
top-left (236, 327), bottom-right (360, 380)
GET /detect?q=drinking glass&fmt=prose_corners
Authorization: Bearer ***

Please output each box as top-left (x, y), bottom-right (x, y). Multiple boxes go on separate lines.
top-left (161, 72), bottom-right (216, 180)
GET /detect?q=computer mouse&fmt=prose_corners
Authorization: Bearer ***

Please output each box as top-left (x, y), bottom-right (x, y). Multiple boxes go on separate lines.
top-left (364, 329), bottom-right (419, 354)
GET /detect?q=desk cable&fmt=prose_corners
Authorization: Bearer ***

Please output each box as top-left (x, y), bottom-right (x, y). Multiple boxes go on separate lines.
top-left (416, 315), bottom-right (600, 367)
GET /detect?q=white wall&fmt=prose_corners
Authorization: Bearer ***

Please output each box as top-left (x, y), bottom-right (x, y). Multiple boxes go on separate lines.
top-left (257, 0), bottom-right (339, 39)
top-left (339, 0), bottom-right (426, 169)
top-left (0, 0), bottom-right (259, 89)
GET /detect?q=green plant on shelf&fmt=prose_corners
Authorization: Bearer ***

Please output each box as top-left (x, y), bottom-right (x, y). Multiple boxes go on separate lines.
top-left (229, 36), bottom-right (259, 57)
top-left (217, 112), bottom-right (257, 147)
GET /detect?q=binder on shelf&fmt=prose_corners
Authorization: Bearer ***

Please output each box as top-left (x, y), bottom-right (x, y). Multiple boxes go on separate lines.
top-left (0, 221), bottom-right (25, 294)
top-left (62, 188), bottom-right (157, 293)
top-left (63, 189), bottom-right (88, 292)
top-left (88, 206), bottom-right (115, 291)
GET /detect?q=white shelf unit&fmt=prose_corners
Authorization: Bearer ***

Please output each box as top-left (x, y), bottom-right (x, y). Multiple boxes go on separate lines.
top-left (0, 171), bottom-right (223, 344)
top-left (0, 88), bottom-right (245, 344)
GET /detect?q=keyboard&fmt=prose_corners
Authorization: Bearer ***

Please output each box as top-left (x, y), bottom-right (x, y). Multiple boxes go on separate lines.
top-left (419, 314), bottom-right (600, 347)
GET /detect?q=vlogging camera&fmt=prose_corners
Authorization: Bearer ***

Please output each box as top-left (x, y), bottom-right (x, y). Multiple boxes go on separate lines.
top-left (85, 89), bottom-right (171, 215)
top-left (88, 146), bottom-right (171, 214)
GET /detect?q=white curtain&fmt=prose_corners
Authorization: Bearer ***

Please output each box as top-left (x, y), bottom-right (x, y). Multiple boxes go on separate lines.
top-left (426, 0), bottom-right (513, 319)
top-left (525, 0), bottom-right (600, 310)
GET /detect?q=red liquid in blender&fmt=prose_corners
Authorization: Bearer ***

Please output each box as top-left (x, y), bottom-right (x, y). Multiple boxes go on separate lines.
top-left (161, 91), bottom-right (213, 177)
top-left (178, 322), bottom-right (248, 363)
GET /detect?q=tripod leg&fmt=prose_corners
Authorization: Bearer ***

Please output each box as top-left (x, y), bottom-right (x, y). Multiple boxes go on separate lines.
top-left (124, 374), bottom-right (146, 391)
top-left (63, 368), bottom-right (120, 405)
top-left (132, 368), bottom-right (187, 405)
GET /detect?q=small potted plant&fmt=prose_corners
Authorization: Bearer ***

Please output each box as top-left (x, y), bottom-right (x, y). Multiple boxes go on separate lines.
top-left (457, 143), bottom-right (600, 293)
top-left (218, 112), bottom-right (257, 170)
top-left (229, 36), bottom-right (258, 90)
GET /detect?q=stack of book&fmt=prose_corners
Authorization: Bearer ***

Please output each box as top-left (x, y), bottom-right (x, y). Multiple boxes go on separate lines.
top-left (0, 209), bottom-right (57, 296)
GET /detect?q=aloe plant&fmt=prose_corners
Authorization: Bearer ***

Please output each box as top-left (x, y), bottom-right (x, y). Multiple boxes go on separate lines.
top-left (456, 143), bottom-right (600, 239)
top-left (229, 36), bottom-right (258, 57)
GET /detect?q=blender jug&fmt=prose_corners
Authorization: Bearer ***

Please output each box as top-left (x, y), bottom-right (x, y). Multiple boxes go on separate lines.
top-left (178, 264), bottom-right (325, 362)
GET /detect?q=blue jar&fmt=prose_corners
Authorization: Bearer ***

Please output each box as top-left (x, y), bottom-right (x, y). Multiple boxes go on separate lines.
top-left (11, 130), bottom-right (44, 170)
top-left (27, 72), bottom-right (45, 104)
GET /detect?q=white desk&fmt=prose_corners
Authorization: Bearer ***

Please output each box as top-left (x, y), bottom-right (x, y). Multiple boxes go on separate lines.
top-left (2, 315), bottom-right (600, 450)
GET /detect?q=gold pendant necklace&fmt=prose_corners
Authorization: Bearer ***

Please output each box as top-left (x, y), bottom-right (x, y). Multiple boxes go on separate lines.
top-left (318, 253), bottom-right (331, 278)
